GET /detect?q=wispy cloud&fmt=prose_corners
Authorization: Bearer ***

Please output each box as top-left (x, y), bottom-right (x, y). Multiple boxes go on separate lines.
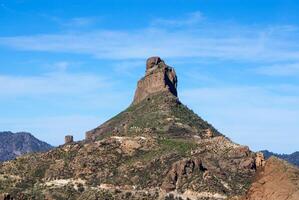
top-left (0, 14), bottom-right (298, 63)
top-left (42, 15), bottom-right (99, 28)
top-left (256, 62), bottom-right (299, 76)
top-left (63, 17), bottom-right (96, 27)
top-left (180, 85), bottom-right (299, 153)
top-left (112, 60), bottom-right (144, 76)
top-left (1, 11), bottom-right (299, 153)
top-left (0, 70), bottom-right (131, 146)
top-left (151, 11), bottom-right (203, 27)
top-left (0, 71), bottom-right (109, 97)
top-left (51, 61), bottom-right (70, 72)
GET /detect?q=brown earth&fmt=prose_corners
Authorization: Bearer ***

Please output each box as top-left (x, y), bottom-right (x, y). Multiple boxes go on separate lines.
top-left (243, 157), bottom-right (299, 200)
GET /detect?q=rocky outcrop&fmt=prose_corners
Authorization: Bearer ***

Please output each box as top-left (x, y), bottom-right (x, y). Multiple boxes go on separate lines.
top-left (243, 157), bottom-right (299, 200)
top-left (132, 57), bottom-right (177, 105)
top-left (255, 152), bottom-right (265, 168)
top-left (162, 158), bottom-right (206, 192)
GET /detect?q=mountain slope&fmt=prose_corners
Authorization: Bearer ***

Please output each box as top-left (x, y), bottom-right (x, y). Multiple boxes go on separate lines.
top-left (0, 57), bottom-right (298, 200)
top-left (86, 91), bottom-right (222, 141)
top-left (261, 150), bottom-right (299, 167)
top-left (0, 131), bottom-right (53, 162)
top-left (243, 157), bottom-right (299, 200)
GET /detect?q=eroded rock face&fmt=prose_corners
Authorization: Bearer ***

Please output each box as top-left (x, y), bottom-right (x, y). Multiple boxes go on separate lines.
top-left (133, 57), bottom-right (177, 105)
top-left (162, 158), bottom-right (206, 192)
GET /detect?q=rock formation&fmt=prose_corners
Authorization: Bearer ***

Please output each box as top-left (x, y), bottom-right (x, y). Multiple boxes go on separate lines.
top-left (0, 57), bottom-right (298, 200)
top-left (132, 56), bottom-right (177, 105)
top-left (255, 152), bottom-right (265, 168)
top-left (161, 158), bottom-right (206, 192)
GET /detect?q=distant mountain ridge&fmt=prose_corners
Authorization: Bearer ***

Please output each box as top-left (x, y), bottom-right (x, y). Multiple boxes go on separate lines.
top-left (0, 131), bottom-right (53, 162)
top-left (261, 150), bottom-right (299, 167)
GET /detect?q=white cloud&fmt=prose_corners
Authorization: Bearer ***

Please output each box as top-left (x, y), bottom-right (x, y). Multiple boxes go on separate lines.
top-left (0, 22), bottom-right (298, 63)
top-left (0, 71), bottom-right (109, 96)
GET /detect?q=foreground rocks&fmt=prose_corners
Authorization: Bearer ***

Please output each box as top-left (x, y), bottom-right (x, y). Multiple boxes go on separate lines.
top-left (0, 135), bottom-right (258, 199)
top-left (243, 157), bottom-right (299, 200)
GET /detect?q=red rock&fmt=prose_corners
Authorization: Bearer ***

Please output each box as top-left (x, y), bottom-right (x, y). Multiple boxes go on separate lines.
top-left (243, 157), bottom-right (299, 200)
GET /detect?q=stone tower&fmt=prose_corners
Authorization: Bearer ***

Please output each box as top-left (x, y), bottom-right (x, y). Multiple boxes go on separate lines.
top-left (65, 135), bottom-right (74, 144)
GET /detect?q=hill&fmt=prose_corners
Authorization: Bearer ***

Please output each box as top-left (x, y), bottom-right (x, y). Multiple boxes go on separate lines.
top-left (0, 57), bottom-right (298, 200)
top-left (261, 150), bottom-right (299, 167)
top-left (0, 131), bottom-right (53, 162)
top-left (243, 157), bottom-right (299, 200)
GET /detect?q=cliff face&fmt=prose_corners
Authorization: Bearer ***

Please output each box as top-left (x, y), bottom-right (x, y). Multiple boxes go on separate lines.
top-left (133, 56), bottom-right (177, 105)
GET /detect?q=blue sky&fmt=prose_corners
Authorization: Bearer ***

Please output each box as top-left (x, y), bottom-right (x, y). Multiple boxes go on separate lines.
top-left (0, 0), bottom-right (299, 153)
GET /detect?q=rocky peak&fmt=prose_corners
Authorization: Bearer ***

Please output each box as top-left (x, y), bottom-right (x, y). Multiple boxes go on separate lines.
top-left (132, 57), bottom-right (178, 105)
top-left (146, 56), bottom-right (161, 71)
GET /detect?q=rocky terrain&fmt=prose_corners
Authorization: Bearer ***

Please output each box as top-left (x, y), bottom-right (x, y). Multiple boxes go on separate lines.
top-left (261, 150), bottom-right (299, 167)
top-left (0, 132), bottom-right (53, 162)
top-left (0, 57), bottom-right (298, 200)
top-left (242, 157), bottom-right (299, 200)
